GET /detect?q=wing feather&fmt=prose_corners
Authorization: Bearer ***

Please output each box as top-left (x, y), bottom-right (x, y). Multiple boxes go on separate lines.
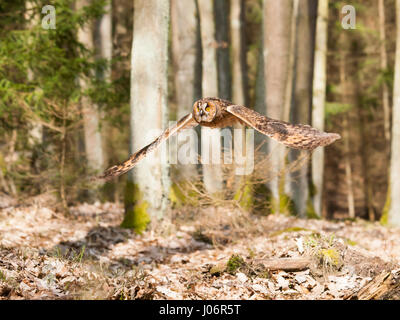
top-left (226, 105), bottom-right (340, 150)
top-left (97, 113), bottom-right (198, 181)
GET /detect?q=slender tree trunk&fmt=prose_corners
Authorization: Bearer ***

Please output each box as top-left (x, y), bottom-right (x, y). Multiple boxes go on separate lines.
top-left (25, 1), bottom-right (43, 167)
top-left (311, 0), bottom-right (329, 218)
top-left (198, 0), bottom-right (223, 194)
top-left (263, 0), bottom-right (294, 212)
top-left (290, 0), bottom-right (317, 217)
top-left (171, 0), bottom-right (198, 181)
top-left (387, 0), bottom-right (400, 226)
top-left (123, 0), bottom-right (170, 231)
top-left (97, 1), bottom-right (112, 80)
top-left (230, 0), bottom-right (247, 106)
top-left (379, 0), bottom-right (391, 144)
top-left (356, 97), bottom-right (375, 221)
top-left (230, 0), bottom-right (252, 204)
top-left (339, 43), bottom-right (356, 219)
top-left (215, 0), bottom-right (231, 101)
top-left (254, 39), bottom-right (266, 152)
top-left (76, 0), bottom-right (104, 173)
top-left (95, 0), bottom-right (112, 182)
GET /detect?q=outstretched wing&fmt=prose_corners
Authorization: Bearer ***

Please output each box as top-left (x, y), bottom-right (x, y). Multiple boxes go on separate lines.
top-left (226, 105), bottom-right (341, 150)
top-left (97, 113), bottom-right (198, 181)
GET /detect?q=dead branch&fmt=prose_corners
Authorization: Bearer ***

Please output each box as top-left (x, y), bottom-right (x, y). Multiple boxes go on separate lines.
top-left (347, 269), bottom-right (400, 300)
top-left (254, 258), bottom-right (312, 272)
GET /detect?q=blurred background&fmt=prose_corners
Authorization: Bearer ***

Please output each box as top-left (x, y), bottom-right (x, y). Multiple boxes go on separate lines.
top-left (0, 0), bottom-right (399, 231)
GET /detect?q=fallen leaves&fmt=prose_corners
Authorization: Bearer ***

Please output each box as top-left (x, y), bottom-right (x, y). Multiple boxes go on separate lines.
top-left (1, 201), bottom-right (400, 300)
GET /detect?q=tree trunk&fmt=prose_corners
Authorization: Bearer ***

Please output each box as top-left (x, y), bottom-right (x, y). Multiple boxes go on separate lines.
top-left (230, 0), bottom-right (247, 106)
top-left (387, 0), bottom-right (400, 226)
top-left (339, 42), bottom-right (356, 219)
top-left (171, 0), bottom-right (198, 181)
top-left (290, 0), bottom-right (316, 217)
top-left (76, 0), bottom-right (104, 174)
top-left (198, 0), bottom-right (223, 194)
top-left (215, 0), bottom-right (231, 101)
top-left (379, 0), bottom-right (391, 144)
top-left (254, 39), bottom-right (266, 152)
top-left (230, 0), bottom-right (253, 205)
top-left (25, 1), bottom-right (43, 171)
top-left (311, 0), bottom-right (329, 218)
top-left (95, 0), bottom-right (112, 180)
top-left (123, 0), bottom-right (170, 232)
top-left (263, 0), bottom-right (294, 213)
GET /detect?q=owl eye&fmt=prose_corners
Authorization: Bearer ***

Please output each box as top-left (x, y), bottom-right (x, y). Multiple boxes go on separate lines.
top-left (205, 106), bottom-right (210, 112)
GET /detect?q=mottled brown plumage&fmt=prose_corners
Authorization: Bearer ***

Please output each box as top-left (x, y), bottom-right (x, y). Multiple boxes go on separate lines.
top-left (97, 97), bottom-right (340, 181)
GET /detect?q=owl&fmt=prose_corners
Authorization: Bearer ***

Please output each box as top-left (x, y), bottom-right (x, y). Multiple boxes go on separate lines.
top-left (97, 97), bottom-right (340, 181)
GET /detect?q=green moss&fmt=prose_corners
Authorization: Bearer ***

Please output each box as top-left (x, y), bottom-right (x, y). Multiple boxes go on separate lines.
top-left (381, 184), bottom-right (391, 225)
top-left (233, 182), bottom-right (254, 211)
top-left (306, 197), bottom-right (320, 219)
top-left (320, 248), bottom-right (341, 267)
top-left (169, 182), bottom-right (187, 208)
top-left (0, 269), bottom-right (6, 282)
top-left (122, 181), bottom-right (150, 234)
top-left (0, 153), bottom-right (6, 174)
top-left (278, 193), bottom-right (296, 215)
top-left (309, 181), bottom-right (317, 198)
top-left (99, 181), bottom-right (117, 202)
top-left (268, 174), bottom-right (296, 215)
top-left (169, 181), bottom-right (200, 207)
top-left (270, 226), bottom-right (313, 237)
top-left (344, 238), bottom-right (357, 246)
top-left (210, 263), bottom-right (226, 276)
top-left (226, 254), bottom-right (245, 274)
top-left (247, 247), bottom-right (256, 259)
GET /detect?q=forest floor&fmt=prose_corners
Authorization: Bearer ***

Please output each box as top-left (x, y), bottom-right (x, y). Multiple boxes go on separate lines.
top-left (1, 193), bottom-right (400, 300)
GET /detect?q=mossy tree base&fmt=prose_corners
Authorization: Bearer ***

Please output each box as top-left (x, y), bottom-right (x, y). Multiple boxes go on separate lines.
top-left (169, 181), bottom-right (200, 208)
top-left (233, 182), bottom-right (254, 211)
top-left (122, 181), bottom-right (150, 234)
top-left (380, 184), bottom-right (390, 225)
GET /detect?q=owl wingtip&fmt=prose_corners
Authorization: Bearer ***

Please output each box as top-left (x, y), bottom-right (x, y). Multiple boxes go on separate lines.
top-left (330, 133), bottom-right (341, 141)
top-left (322, 132), bottom-right (341, 146)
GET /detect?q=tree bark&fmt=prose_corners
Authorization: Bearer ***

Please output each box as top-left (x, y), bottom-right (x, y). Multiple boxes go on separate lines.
top-left (171, 0), bottom-right (198, 181)
top-left (348, 270), bottom-right (400, 300)
top-left (339, 42), bottom-right (355, 219)
top-left (230, 0), bottom-right (247, 106)
top-left (76, 0), bottom-right (104, 173)
top-left (215, 0), bottom-right (231, 101)
top-left (95, 0), bottom-right (112, 178)
top-left (290, 0), bottom-right (317, 217)
top-left (263, 0), bottom-right (294, 212)
top-left (387, 0), bottom-right (400, 226)
top-left (379, 0), bottom-right (391, 144)
top-left (198, 0), bottom-right (223, 194)
top-left (25, 1), bottom-right (43, 170)
top-left (229, 0), bottom-right (253, 203)
top-left (123, 0), bottom-right (170, 231)
top-left (311, 0), bottom-right (329, 218)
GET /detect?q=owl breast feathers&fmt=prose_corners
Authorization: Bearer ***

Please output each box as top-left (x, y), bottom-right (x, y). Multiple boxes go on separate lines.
top-left (97, 97), bottom-right (341, 181)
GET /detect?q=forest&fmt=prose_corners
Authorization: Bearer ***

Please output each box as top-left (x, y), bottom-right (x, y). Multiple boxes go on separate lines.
top-left (1, 0), bottom-right (400, 301)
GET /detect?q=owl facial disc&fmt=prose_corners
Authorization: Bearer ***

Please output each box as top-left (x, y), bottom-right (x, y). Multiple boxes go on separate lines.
top-left (193, 99), bottom-right (216, 123)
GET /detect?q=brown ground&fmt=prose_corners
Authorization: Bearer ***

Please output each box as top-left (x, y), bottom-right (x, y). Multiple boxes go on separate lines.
top-left (0, 193), bottom-right (399, 300)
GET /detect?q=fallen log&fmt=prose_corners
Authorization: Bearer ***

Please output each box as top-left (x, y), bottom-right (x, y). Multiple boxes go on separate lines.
top-left (254, 258), bottom-right (312, 272)
top-left (346, 269), bottom-right (400, 300)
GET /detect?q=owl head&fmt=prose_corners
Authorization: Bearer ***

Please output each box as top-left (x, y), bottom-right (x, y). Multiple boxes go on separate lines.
top-left (192, 99), bottom-right (217, 123)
